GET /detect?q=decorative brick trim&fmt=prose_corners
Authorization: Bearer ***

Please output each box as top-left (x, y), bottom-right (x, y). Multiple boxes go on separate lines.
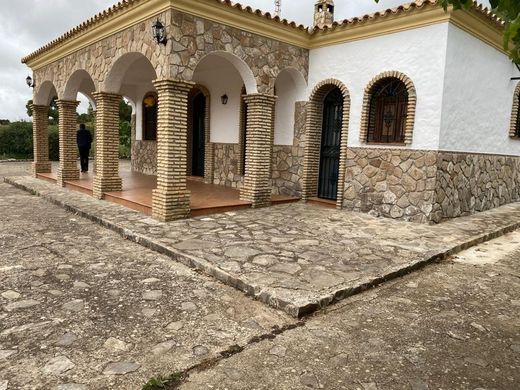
top-left (302, 79), bottom-right (351, 209)
top-left (359, 71), bottom-right (416, 146)
top-left (152, 79), bottom-right (195, 222)
top-left (92, 92), bottom-right (122, 199)
top-left (509, 82), bottom-right (520, 138)
top-left (31, 104), bottom-right (52, 177)
top-left (56, 100), bottom-right (80, 186)
top-left (240, 93), bottom-right (277, 208)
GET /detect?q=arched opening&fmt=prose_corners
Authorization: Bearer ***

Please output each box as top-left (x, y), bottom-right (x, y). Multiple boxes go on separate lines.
top-left (318, 88), bottom-right (343, 200)
top-left (366, 78), bottom-right (408, 144)
top-left (274, 68), bottom-right (307, 145)
top-left (303, 79), bottom-right (350, 207)
top-left (32, 80), bottom-right (59, 175)
top-left (63, 70), bottom-right (97, 174)
top-left (102, 52), bottom-right (158, 178)
top-left (192, 51), bottom-right (257, 188)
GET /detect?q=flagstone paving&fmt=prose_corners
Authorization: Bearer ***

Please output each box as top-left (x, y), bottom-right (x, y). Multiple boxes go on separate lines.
top-left (0, 183), bottom-right (293, 389)
top-left (5, 174), bottom-right (520, 317)
top-left (180, 230), bottom-right (520, 389)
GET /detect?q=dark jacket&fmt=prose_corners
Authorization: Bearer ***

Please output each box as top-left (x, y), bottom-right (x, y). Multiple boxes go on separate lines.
top-left (77, 128), bottom-right (93, 149)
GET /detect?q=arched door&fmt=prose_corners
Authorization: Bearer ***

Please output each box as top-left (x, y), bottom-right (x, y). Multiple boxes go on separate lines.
top-left (318, 88), bottom-right (343, 200)
top-left (192, 93), bottom-right (206, 177)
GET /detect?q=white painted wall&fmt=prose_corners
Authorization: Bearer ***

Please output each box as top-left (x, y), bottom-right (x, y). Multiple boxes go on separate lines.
top-left (307, 23), bottom-right (450, 150)
top-left (193, 56), bottom-right (244, 143)
top-left (439, 24), bottom-right (520, 156)
top-left (274, 69), bottom-right (307, 145)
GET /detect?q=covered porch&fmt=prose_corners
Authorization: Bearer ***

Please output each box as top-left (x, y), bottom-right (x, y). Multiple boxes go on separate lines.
top-left (36, 162), bottom-right (297, 217)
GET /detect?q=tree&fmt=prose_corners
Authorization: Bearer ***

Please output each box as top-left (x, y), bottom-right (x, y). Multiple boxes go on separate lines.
top-left (375, 0), bottom-right (520, 63)
top-left (26, 98), bottom-right (59, 124)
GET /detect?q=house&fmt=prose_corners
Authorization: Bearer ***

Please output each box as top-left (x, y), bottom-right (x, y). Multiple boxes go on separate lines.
top-left (22, 0), bottom-right (520, 223)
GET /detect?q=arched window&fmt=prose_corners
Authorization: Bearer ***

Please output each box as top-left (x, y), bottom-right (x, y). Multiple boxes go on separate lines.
top-left (143, 92), bottom-right (158, 141)
top-left (360, 71), bottom-right (416, 145)
top-left (509, 83), bottom-right (520, 138)
top-left (367, 78), bottom-right (408, 144)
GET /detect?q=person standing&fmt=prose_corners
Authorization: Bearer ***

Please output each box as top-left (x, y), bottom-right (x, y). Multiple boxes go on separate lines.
top-left (77, 124), bottom-right (93, 173)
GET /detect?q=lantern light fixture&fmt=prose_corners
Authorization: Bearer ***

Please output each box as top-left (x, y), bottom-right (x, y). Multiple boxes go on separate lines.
top-left (26, 75), bottom-right (35, 88)
top-left (221, 94), bottom-right (229, 105)
top-left (152, 19), bottom-right (167, 45)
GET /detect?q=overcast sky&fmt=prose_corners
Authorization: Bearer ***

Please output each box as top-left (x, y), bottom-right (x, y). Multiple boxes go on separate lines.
top-left (0, 0), bottom-right (491, 121)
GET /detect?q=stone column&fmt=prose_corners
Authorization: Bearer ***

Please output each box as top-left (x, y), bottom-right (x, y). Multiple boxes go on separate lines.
top-left (301, 100), bottom-right (321, 201)
top-left (240, 94), bottom-right (277, 208)
top-left (92, 92), bottom-right (122, 199)
top-left (152, 79), bottom-right (194, 222)
top-left (56, 100), bottom-right (80, 186)
top-left (31, 104), bottom-right (51, 177)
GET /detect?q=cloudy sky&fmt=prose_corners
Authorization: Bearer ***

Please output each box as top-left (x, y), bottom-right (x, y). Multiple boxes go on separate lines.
top-left (0, 0), bottom-right (491, 121)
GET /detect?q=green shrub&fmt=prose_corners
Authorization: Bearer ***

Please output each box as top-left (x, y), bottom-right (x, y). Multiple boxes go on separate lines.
top-left (48, 125), bottom-right (59, 161)
top-left (0, 121), bottom-right (33, 159)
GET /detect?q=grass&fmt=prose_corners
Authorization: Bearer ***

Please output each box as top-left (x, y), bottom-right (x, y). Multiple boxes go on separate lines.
top-left (142, 372), bottom-right (185, 390)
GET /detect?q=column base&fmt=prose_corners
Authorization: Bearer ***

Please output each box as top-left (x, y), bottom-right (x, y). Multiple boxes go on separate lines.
top-left (57, 168), bottom-right (80, 187)
top-left (92, 176), bottom-right (122, 199)
top-left (240, 187), bottom-right (272, 208)
top-left (152, 189), bottom-right (191, 222)
top-left (32, 162), bottom-right (52, 177)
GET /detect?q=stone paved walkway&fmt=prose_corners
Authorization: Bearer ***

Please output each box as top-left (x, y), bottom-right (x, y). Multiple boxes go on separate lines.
top-left (5, 174), bottom-right (520, 317)
top-left (0, 183), bottom-right (293, 389)
top-left (179, 230), bottom-right (520, 389)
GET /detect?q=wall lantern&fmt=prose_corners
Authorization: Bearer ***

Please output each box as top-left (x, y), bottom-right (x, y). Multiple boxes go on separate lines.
top-left (152, 19), bottom-right (167, 45)
top-left (221, 94), bottom-right (229, 105)
top-left (26, 75), bottom-right (35, 88)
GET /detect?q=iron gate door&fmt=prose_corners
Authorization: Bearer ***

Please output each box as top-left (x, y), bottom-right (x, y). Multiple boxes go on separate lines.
top-left (192, 93), bottom-right (206, 177)
top-left (318, 88), bottom-right (343, 200)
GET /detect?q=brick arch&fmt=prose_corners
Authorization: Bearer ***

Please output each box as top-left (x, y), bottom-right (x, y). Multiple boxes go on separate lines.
top-left (187, 84), bottom-right (214, 183)
top-left (302, 79), bottom-right (351, 209)
top-left (34, 80), bottom-right (59, 106)
top-left (359, 71), bottom-right (417, 145)
top-left (509, 82), bottom-right (520, 138)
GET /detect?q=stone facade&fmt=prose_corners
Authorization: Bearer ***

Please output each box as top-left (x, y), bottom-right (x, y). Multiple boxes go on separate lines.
top-left (271, 102), bottom-right (307, 197)
top-left (131, 141), bottom-right (157, 175)
top-left (431, 151), bottom-right (520, 223)
top-left (213, 143), bottom-right (243, 188)
top-left (343, 147), bottom-right (437, 224)
top-left (342, 148), bottom-right (520, 224)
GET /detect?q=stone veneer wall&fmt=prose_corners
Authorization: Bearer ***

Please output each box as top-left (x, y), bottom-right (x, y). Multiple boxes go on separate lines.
top-left (271, 102), bottom-right (307, 197)
top-left (342, 148), bottom-right (520, 224)
top-left (343, 148), bottom-right (437, 223)
top-left (431, 151), bottom-right (520, 223)
top-left (131, 141), bottom-right (157, 175)
top-left (213, 143), bottom-right (243, 188)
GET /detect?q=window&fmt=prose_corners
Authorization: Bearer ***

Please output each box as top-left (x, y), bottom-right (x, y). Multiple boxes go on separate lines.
top-left (367, 78), bottom-right (408, 144)
top-left (143, 92), bottom-right (158, 141)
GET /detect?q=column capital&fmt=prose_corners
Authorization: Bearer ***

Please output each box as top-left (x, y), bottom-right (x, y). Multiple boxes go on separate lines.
top-left (153, 79), bottom-right (196, 92)
top-left (92, 91), bottom-right (121, 101)
top-left (56, 99), bottom-right (80, 109)
top-left (30, 104), bottom-right (49, 112)
top-left (242, 93), bottom-right (277, 105)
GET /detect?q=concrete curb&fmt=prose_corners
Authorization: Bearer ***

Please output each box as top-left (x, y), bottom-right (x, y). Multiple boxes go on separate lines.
top-left (5, 176), bottom-right (520, 318)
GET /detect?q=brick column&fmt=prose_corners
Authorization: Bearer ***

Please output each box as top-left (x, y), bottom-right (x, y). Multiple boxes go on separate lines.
top-left (240, 94), bottom-right (277, 208)
top-left (92, 92), bottom-right (122, 199)
top-left (31, 104), bottom-right (51, 177)
top-left (152, 79), bottom-right (194, 222)
top-left (56, 100), bottom-right (80, 186)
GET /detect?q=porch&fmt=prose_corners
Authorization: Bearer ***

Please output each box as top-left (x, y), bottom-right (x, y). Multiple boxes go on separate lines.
top-left (36, 162), bottom-right (298, 217)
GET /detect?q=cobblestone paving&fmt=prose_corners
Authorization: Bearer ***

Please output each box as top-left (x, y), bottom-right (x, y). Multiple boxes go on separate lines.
top-left (5, 172), bottom-right (520, 317)
top-left (0, 183), bottom-right (293, 389)
top-left (180, 231), bottom-right (520, 389)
